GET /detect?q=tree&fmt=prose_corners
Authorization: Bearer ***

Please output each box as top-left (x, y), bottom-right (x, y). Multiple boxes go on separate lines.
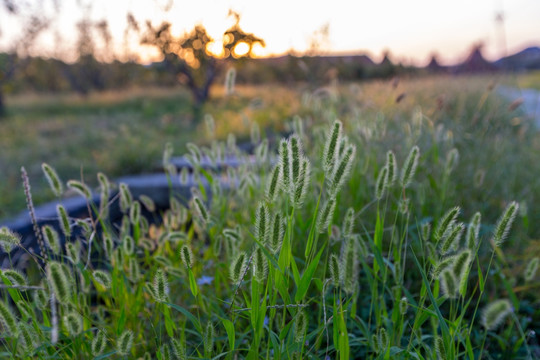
top-left (0, 1), bottom-right (52, 117)
top-left (141, 13), bottom-right (264, 118)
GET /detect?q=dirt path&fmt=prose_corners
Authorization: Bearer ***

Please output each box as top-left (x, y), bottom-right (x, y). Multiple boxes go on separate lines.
top-left (497, 86), bottom-right (540, 128)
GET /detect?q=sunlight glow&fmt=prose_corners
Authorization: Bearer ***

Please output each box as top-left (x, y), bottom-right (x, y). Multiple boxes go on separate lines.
top-left (233, 42), bottom-right (249, 58)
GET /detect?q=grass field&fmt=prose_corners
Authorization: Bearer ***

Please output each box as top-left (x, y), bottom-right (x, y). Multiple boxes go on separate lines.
top-left (0, 73), bottom-right (539, 359)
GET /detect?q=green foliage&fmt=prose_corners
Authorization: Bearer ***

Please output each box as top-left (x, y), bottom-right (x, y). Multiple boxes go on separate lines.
top-left (0, 76), bottom-right (538, 359)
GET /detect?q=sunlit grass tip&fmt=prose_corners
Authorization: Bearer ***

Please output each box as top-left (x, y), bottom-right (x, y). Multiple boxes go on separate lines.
top-left (117, 329), bottom-right (134, 356)
top-left (42, 163), bottom-right (63, 197)
top-left (91, 330), bottom-right (107, 356)
top-left (293, 310), bottom-right (308, 343)
top-left (400, 145), bottom-right (420, 188)
top-left (492, 201), bottom-right (519, 247)
top-left (0, 300), bottom-right (18, 337)
top-left (433, 206), bottom-right (461, 243)
top-left (180, 244), bottom-right (194, 269)
top-left (56, 204), bottom-right (71, 238)
top-left (328, 143), bottom-right (355, 195)
top-left (482, 299), bottom-right (513, 330)
top-left (0, 227), bottom-right (21, 252)
top-left (385, 150), bottom-right (397, 186)
top-left (524, 257), bottom-right (539, 282)
top-left (466, 212), bottom-right (482, 250)
top-left (47, 261), bottom-right (72, 304)
top-left (230, 251), bottom-right (248, 285)
top-left (255, 202), bottom-right (270, 244)
top-left (67, 180), bottom-right (92, 199)
top-left (323, 119), bottom-right (342, 173)
top-left (269, 212), bottom-right (284, 254)
top-left (375, 165), bottom-right (389, 200)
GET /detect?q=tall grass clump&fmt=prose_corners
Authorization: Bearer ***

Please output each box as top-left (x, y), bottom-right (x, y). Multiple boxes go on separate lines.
top-left (0, 77), bottom-right (537, 359)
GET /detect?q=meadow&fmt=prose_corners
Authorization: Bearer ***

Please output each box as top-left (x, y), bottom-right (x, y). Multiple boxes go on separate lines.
top-left (0, 74), bottom-right (539, 359)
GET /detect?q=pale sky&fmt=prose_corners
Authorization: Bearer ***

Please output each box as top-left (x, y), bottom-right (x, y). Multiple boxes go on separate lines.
top-left (1, 0), bottom-right (539, 65)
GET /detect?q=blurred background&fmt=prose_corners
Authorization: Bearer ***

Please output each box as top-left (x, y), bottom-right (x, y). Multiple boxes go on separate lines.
top-left (0, 0), bottom-right (539, 219)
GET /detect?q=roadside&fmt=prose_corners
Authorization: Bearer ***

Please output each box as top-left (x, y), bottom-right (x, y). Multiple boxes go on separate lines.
top-left (497, 86), bottom-right (540, 128)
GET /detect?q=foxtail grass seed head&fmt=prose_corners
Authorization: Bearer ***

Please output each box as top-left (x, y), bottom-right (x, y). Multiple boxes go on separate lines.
top-left (492, 201), bottom-right (519, 247)
top-left (103, 233), bottom-right (114, 258)
top-left (92, 330), bottom-right (107, 356)
top-left (255, 203), bottom-right (270, 244)
top-left (163, 142), bottom-right (173, 167)
top-left (385, 151), bottom-right (397, 186)
top-left (323, 120), bottom-right (342, 173)
top-left (466, 212), bottom-right (481, 250)
top-left (422, 222), bottom-right (431, 242)
top-left (1, 269), bottom-right (27, 286)
top-left (482, 299), bottom-right (513, 330)
top-left (329, 143), bottom-right (355, 195)
top-left (97, 172), bottom-right (110, 193)
top-left (128, 257), bottom-right (140, 282)
top-left (180, 244), bottom-right (194, 269)
top-left (445, 148), bottom-right (459, 174)
top-left (129, 201), bottom-right (141, 225)
top-left (47, 262), bottom-right (72, 304)
top-left (400, 145), bottom-right (420, 188)
top-left (230, 251), bottom-right (248, 285)
top-left (399, 297), bottom-right (408, 315)
top-left (153, 269), bottom-right (169, 302)
top-left (317, 198), bottom-right (337, 234)
top-left (117, 329), bottom-right (134, 356)
top-left (342, 238), bottom-right (359, 294)
top-left (18, 322), bottom-right (36, 352)
top-left (179, 167), bottom-right (189, 185)
top-left (123, 235), bottom-right (135, 255)
top-left (34, 288), bottom-right (49, 310)
top-left (377, 327), bottom-right (389, 352)
top-left (67, 180), bottom-right (91, 199)
top-left (0, 301), bottom-right (17, 336)
top-left (119, 183), bottom-right (133, 213)
top-left (252, 247), bottom-right (268, 282)
top-left (293, 157), bottom-right (310, 207)
top-left (439, 223), bottom-right (465, 255)
top-left (256, 139), bottom-right (269, 164)
top-left (293, 310), bottom-right (308, 343)
top-left (64, 312), bottom-right (82, 336)
top-left (42, 163), bottom-right (63, 197)
top-left (0, 227), bottom-right (21, 252)
top-left (440, 269), bottom-right (458, 298)
top-left (41, 225), bottom-right (61, 255)
top-left (289, 134), bottom-right (302, 184)
top-left (56, 205), bottom-right (71, 237)
top-left (204, 321), bottom-right (214, 355)
top-left (329, 253), bottom-right (341, 287)
top-left (434, 206), bottom-right (461, 243)
top-left (93, 270), bottom-right (112, 289)
top-left (524, 257), bottom-right (539, 282)
top-left (170, 338), bottom-right (186, 360)
top-left (269, 212), bottom-right (284, 254)
top-left (66, 241), bottom-right (80, 264)
top-left (435, 336), bottom-right (446, 360)
top-left (452, 249), bottom-right (471, 295)
top-left (225, 67), bottom-right (236, 95)
top-left (279, 139), bottom-right (291, 191)
top-left (375, 166), bottom-right (389, 200)
top-left (266, 164), bottom-right (281, 203)
top-left (192, 196), bottom-right (210, 225)
top-left (161, 344), bottom-right (174, 360)
top-left (342, 207), bottom-right (355, 239)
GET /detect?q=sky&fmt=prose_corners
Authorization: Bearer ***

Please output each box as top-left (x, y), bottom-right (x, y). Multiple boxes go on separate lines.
top-left (1, 0), bottom-right (539, 65)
